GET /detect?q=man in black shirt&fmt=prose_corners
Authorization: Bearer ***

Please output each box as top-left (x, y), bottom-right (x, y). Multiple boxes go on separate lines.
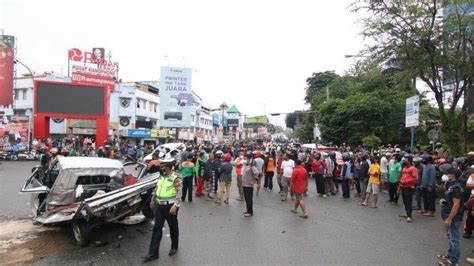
top-left (438, 167), bottom-right (464, 266)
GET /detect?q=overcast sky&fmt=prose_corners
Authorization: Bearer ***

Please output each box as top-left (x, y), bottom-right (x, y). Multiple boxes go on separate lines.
top-left (2, 0), bottom-right (364, 125)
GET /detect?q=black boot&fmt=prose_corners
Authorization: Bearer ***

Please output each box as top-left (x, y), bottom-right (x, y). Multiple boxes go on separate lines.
top-left (169, 248), bottom-right (178, 256)
top-left (143, 254), bottom-right (159, 263)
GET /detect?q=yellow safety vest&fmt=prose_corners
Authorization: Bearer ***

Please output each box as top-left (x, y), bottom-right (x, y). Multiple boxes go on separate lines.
top-left (155, 172), bottom-right (178, 201)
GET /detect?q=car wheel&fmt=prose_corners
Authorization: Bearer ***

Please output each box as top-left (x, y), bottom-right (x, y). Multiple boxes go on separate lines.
top-left (72, 220), bottom-right (92, 247)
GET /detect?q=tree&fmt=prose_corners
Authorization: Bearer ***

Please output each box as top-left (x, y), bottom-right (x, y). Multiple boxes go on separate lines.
top-left (285, 111), bottom-right (304, 129)
top-left (305, 71), bottom-right (340, 105)
top-left (294, 113), bottom-right (315, 143)
top-left (363, 135), bottom-right (383, 150)
top-left (314, 64), bottom-right (416, 145)
top-left (352, 0), bottom-right (474, 154)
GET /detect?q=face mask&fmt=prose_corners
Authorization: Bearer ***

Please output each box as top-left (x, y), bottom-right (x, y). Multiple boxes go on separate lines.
top-left (441, 175), bottom-right (449, 182)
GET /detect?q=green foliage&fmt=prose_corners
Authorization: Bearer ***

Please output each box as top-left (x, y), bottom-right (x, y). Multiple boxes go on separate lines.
top-left (294, 113), bottom-right (315, 143)
top-left (352, 0), bottom-right (473, 154)
top-left (363, 135), bottom-right (383, 149)
top-left (285, 111), bottom-right (303, 130)
top-left (311, 65), bottom-right (416, 145)
top-left (305, 71), bottom-right (339, 105)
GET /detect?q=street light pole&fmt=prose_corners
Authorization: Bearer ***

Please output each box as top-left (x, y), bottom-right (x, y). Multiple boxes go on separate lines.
top-left (14, 59), bottom-right (34, 151)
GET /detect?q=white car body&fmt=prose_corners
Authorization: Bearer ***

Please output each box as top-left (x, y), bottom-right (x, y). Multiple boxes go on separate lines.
top-left (143, 142), bottom-right (185, 162)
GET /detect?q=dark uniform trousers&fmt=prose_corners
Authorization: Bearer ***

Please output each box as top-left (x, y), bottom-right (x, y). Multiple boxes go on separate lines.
top-left (148, 203), bottom-right (179, 256)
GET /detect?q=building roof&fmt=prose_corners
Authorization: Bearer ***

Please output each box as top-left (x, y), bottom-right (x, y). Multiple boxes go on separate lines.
top-left (227, 105), bottom-right (240, 114)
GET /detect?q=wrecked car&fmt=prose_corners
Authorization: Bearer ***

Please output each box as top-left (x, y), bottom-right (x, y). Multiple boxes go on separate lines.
top-left (21, 157), bottom-right (157, 246)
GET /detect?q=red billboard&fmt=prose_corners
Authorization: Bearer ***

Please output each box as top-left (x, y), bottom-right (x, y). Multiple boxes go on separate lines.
top-left (0, 35), bottom-right (15, 107)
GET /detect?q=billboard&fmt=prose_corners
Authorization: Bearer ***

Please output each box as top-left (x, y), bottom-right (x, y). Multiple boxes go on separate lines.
top-left (0, 35), bottom-right (15, 107)
top-left (37, 83), bottom-right (105, 115)
top-left (405, 95), bottom-right (420, 127)
top-left (0, 122), bottom-right (29, 148)
top-left (159, 66), bottom-right (193, 128)
top-left (68, 48), bottom-right (118, 91)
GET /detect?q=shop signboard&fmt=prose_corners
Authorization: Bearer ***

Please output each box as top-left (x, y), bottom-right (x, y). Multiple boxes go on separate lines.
top-left (128, 129), bottom-right (150, 138)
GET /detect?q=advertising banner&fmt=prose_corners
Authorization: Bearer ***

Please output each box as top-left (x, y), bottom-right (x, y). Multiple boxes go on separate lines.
top-left (0, 35), bottom-right (15, 107)
top-left (405, 95), bottom-right (420, 128)
top-left (0, 122), bottom-right (29, 148)
top-left (159, 66), bottom-right (193, 128)
top-left (68, 48), bottom-right (118, 91)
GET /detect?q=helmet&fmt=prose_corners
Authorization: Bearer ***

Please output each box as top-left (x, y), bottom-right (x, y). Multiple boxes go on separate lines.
top-left (222, 153), bottom-right (232, 162)
top-left (160, 155), bottom-right (176, 166)
top-left (342, 153), bottom-right (351, 161)
top-left (252, 150), bottom-right (262, 157)
top-left (453, 157), bottom-right (467, 165)
top-left (215, 150), bottom-right (223, 157)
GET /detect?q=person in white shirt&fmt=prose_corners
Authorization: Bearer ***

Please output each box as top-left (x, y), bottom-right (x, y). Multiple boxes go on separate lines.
top-left (253, 152), bottom-right (265, 196)
top-left (280, 153), bottom-right (295, 201)
top-left (380, 154), bottom-right (389, 192)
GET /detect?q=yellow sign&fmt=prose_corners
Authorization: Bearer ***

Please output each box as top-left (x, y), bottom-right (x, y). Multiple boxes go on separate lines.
top-left (150, 129), bottom-right (169, 138)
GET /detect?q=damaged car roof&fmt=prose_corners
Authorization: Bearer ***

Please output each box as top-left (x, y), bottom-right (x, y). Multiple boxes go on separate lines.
top-left (58, 157), bottom-right (123, 170)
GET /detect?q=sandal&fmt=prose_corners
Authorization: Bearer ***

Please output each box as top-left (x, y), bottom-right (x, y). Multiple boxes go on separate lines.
top-left (436, 254), bottom-right (448, 260)
top-left (369, 205), bottom-right (377, 208)
top-left (291, 210), bottom-right (297, 214)
top-left (299, 214), bottom-right (308, 219)
top-left (360, 203), bottom-right (368, 206)
top-left (422, 212), bottom-right (434, 217)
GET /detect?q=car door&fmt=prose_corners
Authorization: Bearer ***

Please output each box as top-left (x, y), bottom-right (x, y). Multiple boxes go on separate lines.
top-left (20, 165), bottom-right (50, 215)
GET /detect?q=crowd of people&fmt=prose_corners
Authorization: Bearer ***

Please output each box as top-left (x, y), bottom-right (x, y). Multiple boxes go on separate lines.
top-left (30, 136), bottom-right (473, 265)
top-left (148, 142), bottom-right (473, 266)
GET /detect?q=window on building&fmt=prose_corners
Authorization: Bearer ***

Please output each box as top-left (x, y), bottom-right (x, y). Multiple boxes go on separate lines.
top-left (136, 99), bottom-right (141, 108)
top-left (14, 90), bottom-right (19, 100)
top-left (153, 103), bottom-right (157, 113)
top-left (22, 89), bottom-right (27, 100)
top-left (191, 115), bottom-right (195, 122)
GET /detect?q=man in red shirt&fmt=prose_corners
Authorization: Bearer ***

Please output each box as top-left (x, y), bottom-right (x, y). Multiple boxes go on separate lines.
top-left (291, 160), bottom-right (309, 218)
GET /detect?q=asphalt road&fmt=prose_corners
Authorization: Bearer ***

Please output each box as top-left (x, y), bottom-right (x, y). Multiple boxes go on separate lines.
top-left (0, 161), bottom-right (38, 220)
top-left (1, 161), bottom-right (472, 265)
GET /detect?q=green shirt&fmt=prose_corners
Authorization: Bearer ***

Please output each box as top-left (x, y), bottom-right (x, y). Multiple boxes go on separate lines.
top-left (180, 165), bottom-right (194, 179)
top-left (389, 162), bottom-right (402, 183)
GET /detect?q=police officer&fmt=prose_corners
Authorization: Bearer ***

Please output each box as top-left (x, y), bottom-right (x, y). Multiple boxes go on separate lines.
top-left (143, 157), bottom-right (182, 263)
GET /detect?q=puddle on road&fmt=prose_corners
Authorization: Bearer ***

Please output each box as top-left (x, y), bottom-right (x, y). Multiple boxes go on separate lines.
top-left (0, 219), bottom-right (71, 265)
